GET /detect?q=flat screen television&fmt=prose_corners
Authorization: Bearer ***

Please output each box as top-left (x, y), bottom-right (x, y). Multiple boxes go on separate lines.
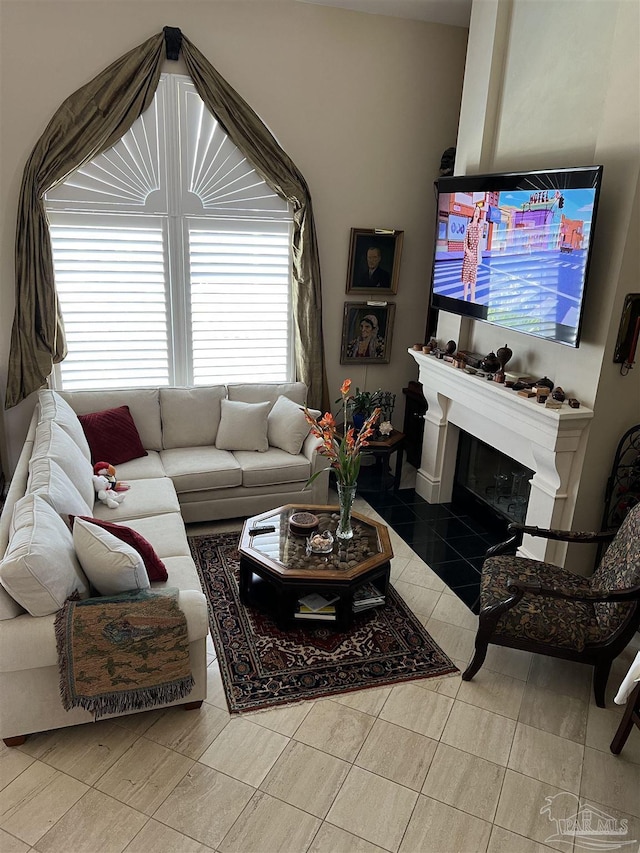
top-left (430, 165), bottom-right (603, 347)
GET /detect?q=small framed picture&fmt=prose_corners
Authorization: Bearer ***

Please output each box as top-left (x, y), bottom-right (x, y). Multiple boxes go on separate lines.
top-left (345, 228), bottom-right (403, 295)
top-left (340, 303), bottom-right (396, 364)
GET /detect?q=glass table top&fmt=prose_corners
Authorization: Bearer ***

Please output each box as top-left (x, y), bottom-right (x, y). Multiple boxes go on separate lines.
top-left (240, 504), bottom-right (391, 577)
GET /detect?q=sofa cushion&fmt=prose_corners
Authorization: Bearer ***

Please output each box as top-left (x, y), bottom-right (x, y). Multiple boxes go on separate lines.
top-left (28, 457), bottom-right (93, 519)
top-left (227, 382), bottom-right (307, 408)
top-left (74, 516), bottom-right (168, 581)
top-left (160, 447), bottom-right (242, 493)
top-left (37, 389), bottom-right (91, 460)
top-left (216, 399), bottom-right (270, 452)
top-left (160, 386), bottom-right (226, 449)
top-left (32, 420), bottom-right (95, 510)
top-left (61, 389), bottom-right (163, 451)
top-left (115, 451), bottom-right (165, 481)
top-left (233, 448), bottom-right (312, 487)
top-left (122, 513), bottom-right (191, 560)
top-left (0, 495), bottom-right (89, 616)
top-left (267, 394), bottom-right (313, 455)
top-left (91, 477), bottom-right (180, 522)
top-left (78, 405), bottom-right (148, 466)
top-left (153, 555), bottom-right (202, 593)
top-left (73, 518), bottom-right (150, 596)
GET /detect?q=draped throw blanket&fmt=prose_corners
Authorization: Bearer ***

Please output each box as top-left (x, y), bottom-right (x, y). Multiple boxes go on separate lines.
top-left (6, 28), bottom-right (328, 411)
top-left (54, 588), bottom-right (193, 719)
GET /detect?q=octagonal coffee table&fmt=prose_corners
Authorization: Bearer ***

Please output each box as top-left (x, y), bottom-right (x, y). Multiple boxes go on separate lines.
top-left (238, 504), bottom-right (394, 630)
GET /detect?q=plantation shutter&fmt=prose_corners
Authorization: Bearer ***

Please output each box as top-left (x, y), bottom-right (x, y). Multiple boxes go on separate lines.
top-left (48, 218), bottom-right (170, 390)
top-left (45, 74), bottom-right (292, 390)
top-left (188, 221), bottom-right (291, 383)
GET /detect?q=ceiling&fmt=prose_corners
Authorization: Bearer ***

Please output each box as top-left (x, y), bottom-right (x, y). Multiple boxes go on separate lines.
top-left (296, 0), bottom-right (472, 28)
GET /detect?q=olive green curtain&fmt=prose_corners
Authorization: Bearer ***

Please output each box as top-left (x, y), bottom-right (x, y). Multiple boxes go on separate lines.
top-left (5, 33), bottom-right (165, 408)
top-left (7, 30), bottom-right (328, 412)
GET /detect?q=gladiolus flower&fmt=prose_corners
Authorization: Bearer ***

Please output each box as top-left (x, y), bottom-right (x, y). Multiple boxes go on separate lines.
top-left (340, 379), bottom-right (352, 397)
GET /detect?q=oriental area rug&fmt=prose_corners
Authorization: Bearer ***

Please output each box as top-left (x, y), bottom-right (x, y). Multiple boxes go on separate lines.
top-left (189, 532), bottom-right (458, 714)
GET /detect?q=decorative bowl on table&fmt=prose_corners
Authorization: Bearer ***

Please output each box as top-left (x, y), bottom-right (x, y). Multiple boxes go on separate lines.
top-left (306, 530), bottom-right (334, 555)
top-left (289, 511), bottom-right (319, 535)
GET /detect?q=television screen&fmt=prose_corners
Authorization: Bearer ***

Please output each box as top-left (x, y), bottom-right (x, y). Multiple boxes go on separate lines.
top-left (430, 165), bottom-right (603, 346)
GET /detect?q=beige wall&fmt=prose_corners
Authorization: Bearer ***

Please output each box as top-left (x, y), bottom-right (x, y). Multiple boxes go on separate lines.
top-left (0, 0), bottom-right (467, 473)
top-left (448, 0), bottom-right (640, 549)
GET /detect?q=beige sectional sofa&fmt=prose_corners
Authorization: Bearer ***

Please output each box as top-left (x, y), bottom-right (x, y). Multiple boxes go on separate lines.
top-left (0, 382), bottom-right (327, 743)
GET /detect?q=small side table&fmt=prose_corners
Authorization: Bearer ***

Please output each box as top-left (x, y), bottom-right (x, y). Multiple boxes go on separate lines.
top-left (362, 430), bottom-right (406, 491)
top-left (335, 426), bottom-right (405, 492)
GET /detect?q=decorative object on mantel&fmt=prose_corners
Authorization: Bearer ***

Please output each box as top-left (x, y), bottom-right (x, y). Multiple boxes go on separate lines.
top-left (568, 398), bottom-right (581, 408)
top-left (496, 344), bottom-right (513, 371)
top-left (304, 379), bottom-right (380, 540)
top-left (480, 352), bottom-right (501, 374)
top-left (552, 386), bottom-right (566, 402)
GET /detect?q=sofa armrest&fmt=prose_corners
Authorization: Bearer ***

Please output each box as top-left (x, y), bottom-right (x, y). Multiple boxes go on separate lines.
top-left (301, 431), bottom-right (324, 466)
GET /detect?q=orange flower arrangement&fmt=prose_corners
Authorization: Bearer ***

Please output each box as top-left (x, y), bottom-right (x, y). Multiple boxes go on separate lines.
top-left (303, 379), bottom-right (381, 488)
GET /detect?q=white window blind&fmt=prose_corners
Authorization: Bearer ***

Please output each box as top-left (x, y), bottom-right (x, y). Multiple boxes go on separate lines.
top-left (189, 222), bottom-right (291, 383)
top-left (49, 218), bottom-right (170, 389)
top-left (45, 74), bottom-right (293, 391)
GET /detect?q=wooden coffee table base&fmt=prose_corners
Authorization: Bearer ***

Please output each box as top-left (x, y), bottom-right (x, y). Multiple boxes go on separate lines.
top-left (238, 504), bottom-right (394, 631)
top-left (239, 556), bottom-right (390, 631)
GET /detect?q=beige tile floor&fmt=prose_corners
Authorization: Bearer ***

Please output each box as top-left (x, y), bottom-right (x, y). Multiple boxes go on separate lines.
top-left (1, 497), bottom-right (639, 853)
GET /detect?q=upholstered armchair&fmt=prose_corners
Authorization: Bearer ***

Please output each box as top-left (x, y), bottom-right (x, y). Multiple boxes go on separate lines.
top-left (462, 502), bottom-right (640, 707)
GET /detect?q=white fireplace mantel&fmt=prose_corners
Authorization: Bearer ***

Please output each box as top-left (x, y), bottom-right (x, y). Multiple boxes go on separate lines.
top-left (408, 349), bottom-right (594, 564)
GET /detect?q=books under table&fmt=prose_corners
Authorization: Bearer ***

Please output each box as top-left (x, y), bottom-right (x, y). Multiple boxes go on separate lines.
top-left (352, 582), bottom-right (386, 610)
top-left (295, 592), bottom-right (338, 620)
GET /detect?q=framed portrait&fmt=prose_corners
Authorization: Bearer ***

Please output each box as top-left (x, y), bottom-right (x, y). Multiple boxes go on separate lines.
top-left (340, 302), bottom-right (396, 365)
top-left (345, 228), bottom-right (404, 295)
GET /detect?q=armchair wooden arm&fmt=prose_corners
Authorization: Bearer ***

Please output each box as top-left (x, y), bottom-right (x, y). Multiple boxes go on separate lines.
top-left (505, 579), bottom-right (640, 603)
top-left (507, 522), bottom-right (616, 545)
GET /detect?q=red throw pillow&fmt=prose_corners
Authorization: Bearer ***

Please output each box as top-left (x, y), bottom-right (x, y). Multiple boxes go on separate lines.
top-left (70, 516), bottom-right (168, 582)
top-left (78, 405), bottom-right (148, 466)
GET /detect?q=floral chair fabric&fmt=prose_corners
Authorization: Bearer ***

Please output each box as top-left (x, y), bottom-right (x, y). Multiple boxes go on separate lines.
top-left (480, 557), bottom-right (602, 650)
top-left (591, 502), bottom-right (640, 635)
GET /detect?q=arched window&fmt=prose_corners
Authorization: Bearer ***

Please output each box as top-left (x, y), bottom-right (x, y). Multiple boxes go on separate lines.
top-left (45, 74), bottom-right (293, 390)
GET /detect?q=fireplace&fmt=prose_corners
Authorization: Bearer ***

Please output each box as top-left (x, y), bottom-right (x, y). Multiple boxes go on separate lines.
top-left (408, 349), bottom-right (594, 565)
top-left (455, 432), bottom-right (534, 527)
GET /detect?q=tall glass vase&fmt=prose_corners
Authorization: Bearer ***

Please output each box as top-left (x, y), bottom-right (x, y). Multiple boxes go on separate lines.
top-left (336, 482), bottom-right (357, 540)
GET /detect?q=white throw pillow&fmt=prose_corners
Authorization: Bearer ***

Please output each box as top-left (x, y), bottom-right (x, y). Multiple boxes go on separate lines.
top-left (37, 389), bottom-right (91, 460)
top-left (73, 517), bottom-right (150, 596)
top-left (215, 399), bottom-right (270, 452)
top-left (32, 419), bottom-right (95, 509)
top-left (28, 456), bottom-right (93, 519)
top-left (0, 494), bottom-right (89, 616)
top-left (267, 395), bottom-right (313, 455)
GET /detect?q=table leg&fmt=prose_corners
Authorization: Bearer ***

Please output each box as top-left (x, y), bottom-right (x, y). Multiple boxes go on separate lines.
top-left (239, 560), bottom-right (251, 606)
top-left (393, 442), bottom-right (404, 490)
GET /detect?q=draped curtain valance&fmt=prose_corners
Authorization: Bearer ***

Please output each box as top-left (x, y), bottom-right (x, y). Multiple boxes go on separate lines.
top-left (6, 29), bottom-right (328, 411)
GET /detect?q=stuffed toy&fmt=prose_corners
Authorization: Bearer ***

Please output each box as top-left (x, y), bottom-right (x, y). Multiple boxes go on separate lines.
top-left (93, 462), bottom-right (130, 493)
top-left (92, 474), bottom-right (126, 509)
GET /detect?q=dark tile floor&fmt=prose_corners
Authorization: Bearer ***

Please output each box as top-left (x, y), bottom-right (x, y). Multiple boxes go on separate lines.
top-left (364, 485), bottom-right (510, 614)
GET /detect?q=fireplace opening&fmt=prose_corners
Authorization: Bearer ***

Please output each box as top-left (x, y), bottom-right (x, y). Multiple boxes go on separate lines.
top-left (453, 433), bottom-right (534, 533)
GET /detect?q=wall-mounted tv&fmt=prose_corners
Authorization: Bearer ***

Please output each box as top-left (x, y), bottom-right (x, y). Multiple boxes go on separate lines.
top-left (430, 165), bottom-right (603, 347)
